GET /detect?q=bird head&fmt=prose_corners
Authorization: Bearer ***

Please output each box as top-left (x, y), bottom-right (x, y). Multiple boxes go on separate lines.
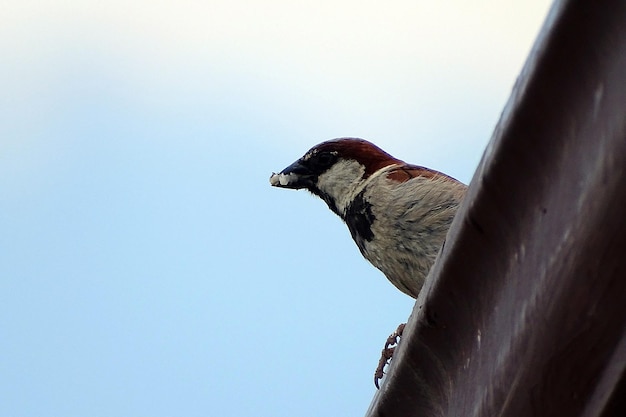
top-left (270, 138), bottom-right (403, 216)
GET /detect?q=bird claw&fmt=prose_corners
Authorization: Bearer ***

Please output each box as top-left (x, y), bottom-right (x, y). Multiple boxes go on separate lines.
top-left (374, 346), bottom-right (396, 389)
top-left (374, 323), bottom-right (406, 389)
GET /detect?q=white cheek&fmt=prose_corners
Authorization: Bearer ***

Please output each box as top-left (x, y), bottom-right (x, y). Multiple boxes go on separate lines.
top-left (316, 160), bottom-right (365, 213)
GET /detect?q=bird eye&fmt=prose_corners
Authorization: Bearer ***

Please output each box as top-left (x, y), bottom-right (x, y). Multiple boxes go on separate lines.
top-left (315, 152), bottom-right (335, 167)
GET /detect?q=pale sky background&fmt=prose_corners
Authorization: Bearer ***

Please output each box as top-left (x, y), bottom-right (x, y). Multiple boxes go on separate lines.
top-left (1, 1), bottom-right (552, 416)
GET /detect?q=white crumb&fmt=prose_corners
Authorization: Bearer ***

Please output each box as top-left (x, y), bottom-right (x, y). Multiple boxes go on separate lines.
top-left (269, 172), bottom-right (294, 186)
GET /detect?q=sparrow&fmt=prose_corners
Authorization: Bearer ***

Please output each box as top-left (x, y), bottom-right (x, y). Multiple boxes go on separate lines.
top-left (269, 138), bottom-right (466, 386)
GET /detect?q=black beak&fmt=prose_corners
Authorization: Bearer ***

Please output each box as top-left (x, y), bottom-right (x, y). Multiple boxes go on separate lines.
top-left (269, 159), bottom-right (315, 190)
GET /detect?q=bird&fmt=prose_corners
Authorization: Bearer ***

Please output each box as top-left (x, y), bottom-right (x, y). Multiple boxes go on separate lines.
top-left (270, 137), bottom-right (466, 297)
top-left (269, 138), bottom-right (467, 386)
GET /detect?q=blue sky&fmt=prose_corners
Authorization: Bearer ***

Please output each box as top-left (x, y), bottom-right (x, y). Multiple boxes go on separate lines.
top-left (1, 1), bottom-right (551, 416)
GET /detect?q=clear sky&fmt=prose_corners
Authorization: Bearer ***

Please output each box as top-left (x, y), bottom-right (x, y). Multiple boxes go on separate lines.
top-left (1, 1), bottom-right (552, 416)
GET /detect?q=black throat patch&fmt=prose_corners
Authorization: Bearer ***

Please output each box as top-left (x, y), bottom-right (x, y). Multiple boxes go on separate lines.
top-left (345, 191), bottom-right (376, 251)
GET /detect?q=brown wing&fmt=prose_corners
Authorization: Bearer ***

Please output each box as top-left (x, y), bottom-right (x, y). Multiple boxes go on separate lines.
top-left (386, 164), bottom-right (454, 183)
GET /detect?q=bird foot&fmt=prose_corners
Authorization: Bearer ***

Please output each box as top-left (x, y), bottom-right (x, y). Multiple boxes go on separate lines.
top-left (374, 323), bottom-right (406, 389)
